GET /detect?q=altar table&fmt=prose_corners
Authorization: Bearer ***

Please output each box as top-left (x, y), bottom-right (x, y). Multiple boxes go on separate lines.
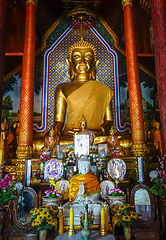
top-left (55, 230), bottom-right (115, 240)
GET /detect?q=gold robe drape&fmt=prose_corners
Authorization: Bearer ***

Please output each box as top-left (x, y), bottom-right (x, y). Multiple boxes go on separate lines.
top-left (66, 81), bottom-right (112, 130)
top-left (69, 172), bottom-right (101, 202)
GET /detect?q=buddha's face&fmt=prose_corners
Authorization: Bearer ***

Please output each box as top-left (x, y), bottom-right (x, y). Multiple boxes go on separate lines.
top-left (71, 48), bottom-right (95, 77)
top-left (78, 160), bottom-right (90, 174)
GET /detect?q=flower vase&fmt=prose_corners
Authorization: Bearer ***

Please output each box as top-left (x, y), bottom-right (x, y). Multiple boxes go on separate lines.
top-left (107, 195), bottom-right (126, 210)
top-left (123, 226), bottom-right (131, 240)
top-left (35, 178), bottom-right (41, 183)
top-left (0, 205), bottom-right (7, 236)
top-left (39, 229), bottom-right (47, 240)
top-left (42, 196), bottom-right (62, 206)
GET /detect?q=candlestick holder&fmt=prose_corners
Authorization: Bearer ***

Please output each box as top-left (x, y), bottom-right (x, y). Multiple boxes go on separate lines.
top-left (99, 224), bottom-right (107, 236)
top-left (67, 226), bottom-right (76, 236)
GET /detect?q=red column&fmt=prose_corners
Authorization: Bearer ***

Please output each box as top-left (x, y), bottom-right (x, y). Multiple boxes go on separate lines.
top-left (121, 0), bottom-right (146, 155)
top-left (151, 0), bottom-right (166, 154)
top-left (17, 0), bottom-right (37, 159)
top-left (0, 0), bottom-right (8, 124)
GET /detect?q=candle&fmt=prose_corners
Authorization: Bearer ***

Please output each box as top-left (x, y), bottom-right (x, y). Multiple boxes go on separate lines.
top-left (101, 207), bottom-right (105, 226)
top-left (69, 208), bottom-right (74, 227)
top-left (58, 206), bottom-right (64, 235)
top-left (104, 205), bottom-right (109, 231)
top-left (59, 216), bottom-right (64, 234)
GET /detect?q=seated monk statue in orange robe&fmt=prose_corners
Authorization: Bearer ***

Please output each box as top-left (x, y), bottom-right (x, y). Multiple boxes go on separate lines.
top-left (69, 155), bottom-right (101, 203)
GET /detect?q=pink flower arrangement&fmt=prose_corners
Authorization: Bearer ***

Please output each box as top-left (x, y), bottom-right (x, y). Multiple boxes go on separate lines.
top-left (149, 155), bottom-right (166, 198)
top-left (0, 174), bottom-right (19, 205)
top-left (96, 161), bottom-right (104, 173)
top-left (37, 151), bottom-right (50, 164)
top-left (111, 150), bottom-right (121, 159)
top-left (109, 188), bottom-right (125, 197)
top-left (89, 154), bottom-right (99, 164)
top-left (66, 151), bottom-right (76, 165)
top-left (44, 189), bottom-right (61, 199)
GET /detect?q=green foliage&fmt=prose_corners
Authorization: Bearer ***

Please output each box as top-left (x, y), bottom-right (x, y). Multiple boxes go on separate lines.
top-left (34, 111), bottom-right (41, 116)
top-left (2, 95), bottom-right (13, 111)
top-left (113, 204), bottom-right (139, 227)
top-left (3, 76), bottom-right (17, 96)
top-left (30, 205), bottom-right (58, 231)
top-left (11, 111), bottom-right (18, 117)
top-left (149, 156), bottom-right (166, 199)
top-left (80, 210), bottom-right (94, 228)
top-left (0, 174), bottom-right (20, 205)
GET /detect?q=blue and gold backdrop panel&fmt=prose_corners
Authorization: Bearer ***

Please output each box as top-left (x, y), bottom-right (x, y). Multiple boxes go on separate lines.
top-left (47, 27), bottom-right (115, 131)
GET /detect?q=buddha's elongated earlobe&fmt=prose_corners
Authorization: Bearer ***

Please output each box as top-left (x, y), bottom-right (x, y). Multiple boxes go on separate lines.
top-left (66, 58), bottom-right (75, 81)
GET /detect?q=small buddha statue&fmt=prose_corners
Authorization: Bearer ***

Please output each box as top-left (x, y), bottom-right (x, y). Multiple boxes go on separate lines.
top-left (107, 127), bottom-right (120, 153)
top-left (68, 155), bottom-right (101, 203)
top-left (74, 115), bottom-right (96, 145)
top-left (63, 155), bottom-right (104, 225)
top-left (53, 23), bottom-right (113, 143)
top-left (42, 128), bottom-right (59, 157)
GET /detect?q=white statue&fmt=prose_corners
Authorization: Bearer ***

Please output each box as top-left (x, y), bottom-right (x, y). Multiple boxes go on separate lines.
top-left (69, 155), bottom-right (101, 203)
top-left (63, 155), bottom-right (107, 225)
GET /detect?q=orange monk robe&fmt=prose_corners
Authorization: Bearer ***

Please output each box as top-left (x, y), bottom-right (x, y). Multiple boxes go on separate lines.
top-left (69, 172), bottom-right (101, 202)
top-left (154, 129), bottom-right (163, 151)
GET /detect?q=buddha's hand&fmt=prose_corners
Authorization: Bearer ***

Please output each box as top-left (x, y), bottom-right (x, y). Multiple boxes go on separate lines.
top-left (78, 182), bottom-right (85, 196)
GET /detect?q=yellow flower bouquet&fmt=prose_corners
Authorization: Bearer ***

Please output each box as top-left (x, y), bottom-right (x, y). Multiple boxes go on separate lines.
top-left (113, 204), bottom-right (139, 227)
top-left (30, 205), bottom-right (58, 231)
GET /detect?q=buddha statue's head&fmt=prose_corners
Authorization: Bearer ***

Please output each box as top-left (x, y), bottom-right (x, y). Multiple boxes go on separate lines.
top-left (78, 155), bottom-right (91, 174)
top-left (67, 39), bottom-right (99, 82)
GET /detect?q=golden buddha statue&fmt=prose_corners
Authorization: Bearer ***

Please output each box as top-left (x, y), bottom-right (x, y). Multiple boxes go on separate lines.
top-left (53, 26), bottom-right (113, 143)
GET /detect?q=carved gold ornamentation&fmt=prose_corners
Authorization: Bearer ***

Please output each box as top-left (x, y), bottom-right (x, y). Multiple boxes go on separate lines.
top-left (26, 0), bottom-right (37, 6)
top-left (121, 0), bottom-right (133, 9)
top-left (16, 145), bottom-right (33, 159)
top-left (131, 143), bottom-right (149, 156)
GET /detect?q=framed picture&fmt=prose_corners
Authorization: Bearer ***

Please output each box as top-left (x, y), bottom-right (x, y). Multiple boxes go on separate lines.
top-left (74, 134), bottom-right (89, 157)
top-left (98, 144), bottom-right (108, 158)
top-left (56, 145), bottom-right (66, 159)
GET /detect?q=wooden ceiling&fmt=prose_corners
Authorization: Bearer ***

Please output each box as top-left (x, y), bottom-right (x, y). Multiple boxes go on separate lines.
top-left (4, 0), bottom-right (155, 81)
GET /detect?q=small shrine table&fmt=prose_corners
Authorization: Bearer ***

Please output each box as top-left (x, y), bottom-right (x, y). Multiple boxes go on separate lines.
top-left (55, 230), bottom-right (115, 240)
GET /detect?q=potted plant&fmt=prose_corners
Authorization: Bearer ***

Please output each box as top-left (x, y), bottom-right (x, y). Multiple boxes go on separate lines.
top-left (30, 205), bottom-right (58, 240)
top-left (0, 174), bottom-right (22, 235)
top-left (88, 154), bottom-right (99, 165)
top-left (37, 151), bottom-right (50, 170)
top-left (107, 188), bottom-right (126, 210)
top-left (149, 156), bottom-right (166, 198)
top-left (32, 168), bottom-right (44, 183)
top-left (0, 173), bottom-right (22, 206)
top-left (80, 210), bottom-right (94, 228)
top-left (42, 189), bottom-right (62, 206)
top-left (113, 204), bottom-right (139, 240)
top-left (66, 151), bottom-right (76, 166)
top-left (96, 160), bottom-right (104, 181)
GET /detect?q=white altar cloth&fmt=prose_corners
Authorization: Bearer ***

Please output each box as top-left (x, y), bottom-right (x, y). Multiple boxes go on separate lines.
top-left (55, 230), bottom-right (115, 240)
